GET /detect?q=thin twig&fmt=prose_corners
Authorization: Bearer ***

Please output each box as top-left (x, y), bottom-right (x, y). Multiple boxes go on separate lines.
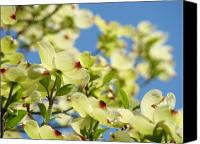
top-left (30, 107), bottom-right (73, 115)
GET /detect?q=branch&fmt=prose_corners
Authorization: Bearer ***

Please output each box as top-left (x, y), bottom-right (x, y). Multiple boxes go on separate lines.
top-left (10, 125), bottom-right (71, 133)
top-left (30, 107), bottom-right (73, 115)
top-left (1, 83), bottom-right (15, 138)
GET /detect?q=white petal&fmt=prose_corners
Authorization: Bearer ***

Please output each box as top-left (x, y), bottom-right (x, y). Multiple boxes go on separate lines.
top-left (37, 40), bottom-right (55, 70)
top-left (54, 51), bottom-right (75, 71)
top-left (140, 89), bottom-right (163, 121)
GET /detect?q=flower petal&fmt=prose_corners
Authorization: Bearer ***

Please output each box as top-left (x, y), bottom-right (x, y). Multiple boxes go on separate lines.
top-left (141, 89), bottom-right (163, 121)
top-left (37, 40), bottom-right (55, 70)
top-left (23, 120), bottom-right (41, 139)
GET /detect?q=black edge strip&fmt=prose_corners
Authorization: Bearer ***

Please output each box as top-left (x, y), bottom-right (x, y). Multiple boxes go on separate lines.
top-left (183, 0), bottom-right (197, 142)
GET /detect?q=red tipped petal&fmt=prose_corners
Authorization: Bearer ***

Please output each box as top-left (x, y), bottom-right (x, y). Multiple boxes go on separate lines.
top-left (74, 61), bottom-right (82, 69)
top-left (64, 35), bottom-right (70, 39)
top-left (10, 13), bottom-right (16, 20)
top-left (54, 130), bottom-right (62, 136)
top-left (0, 68), bottom-right (7, 74)
top-left (99, 100), bottom-right (107, 109)
top-left (171, 109), bottom-right (178, 115)
top-left (78, 134), bottom-right (86, 140)
top-left (42, 70), bottom-right (50, 76)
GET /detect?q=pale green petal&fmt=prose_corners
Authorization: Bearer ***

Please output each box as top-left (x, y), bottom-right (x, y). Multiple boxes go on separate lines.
top-left (162, 92), bottom-right (176, 109)
top-left (70, 93), bottom-right (121, 127)
top-left (156, 121), bottom-right (183, 143)
top-left (149, 45), bottom-right (172, 61)
top-left (71, 116), bottom-right (91, 135)
top-left (54, 51), bottom-right (75, 71)
top-left (1, 6), bottom-right (17, 25)
top-left (118, 25), bottom-right (135, 37)
top-left (136, 62), bottom-right (151, 79)
top-left (70, 92), bottom-right (93, 117)
top-left (116, 108), bottom-right (134, 123)
top-left (111, 50), bottom-right (134, 70)
top-left (107, 22), bottom-right (120, 35)
top-left (90, 108), bottom-right (111, 127)
top-left (24, 91), bottom-right (41, 103)
top-left (28, 64), bottom-right (48, 79)
top-left (56, 5), bottom-right (78, 17)
top-left (63, 68), bottom-right (90, 87)
top-left (79, 51), bottom-right (96, 68)
top-left (130, 113), bottom-right (155, 135)
top-left (140, 89), bottom-right (163, 121)
top-left (37, 40), bottom-right (55, 70)
top-left (75, 9), bottom-right (94, 29)
top-left (95, 16), bottom-right (107, 33)
top-left (63, 133), bottom-right (81, 140)
top-left (2, 67), bottom-right (27, 82)
top-left (5, 52), bottom-right (24, 64)
top-left (71, 118), bottom-right (84, 135)
top-left (143, 31), bottom-right (167, 48)
top-left (39, 125), bottom-right (63, 139)
top-left (44, 30), bottom-right (78, 51)
top-left (23, 120), bottom-right (41, 139)
top-left (91, 108), bottom-right (124, 128)
top-left (153, 106), bottom-right (183, 128)
top-left (3, 131), bottom-right (22, 138)
top-left (1, 36), bottom-right (18, 53)
top-left (88, 98), bottom-right (119, 127)
top-left (110, 131), bottom-right (132, 142)
top-left (157, 62), bottom-right (176, 81)
top-left (128, 129), bottom-right (141, 141)
top-left (137, 21), bottom-right (154, 34)
top-left (55, 113), bottom-right (72, 126)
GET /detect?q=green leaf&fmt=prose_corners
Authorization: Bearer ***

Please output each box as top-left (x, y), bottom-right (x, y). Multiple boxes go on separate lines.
top-left (55, 75), bottom-right (62, 90)
top-left (0, 96), bottom-right (6, 106)
top-left (38, 103), bottom-right (47, 120)
top-left (80, 126), bottom-right (87, 138)
top-left (103, 70), bottom-right (115, 85)
top-left (6, 110), bottom-right (27, 129)
top-left (55, 84), bottom-right (76, 97)
top-left (10, 88), bottom-right (23, 104)
top-left (116, 84), bottom-right (129, 109)
top-left (93, 128), bottom-right (109, 140)
top-left (39, 75), bottom-right (51, 90)
top-left (89, 72), bottom-right (100, 82)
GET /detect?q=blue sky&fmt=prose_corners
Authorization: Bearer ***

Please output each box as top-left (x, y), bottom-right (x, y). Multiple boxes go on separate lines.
top-left (23, 0), bottom-right (183, 109)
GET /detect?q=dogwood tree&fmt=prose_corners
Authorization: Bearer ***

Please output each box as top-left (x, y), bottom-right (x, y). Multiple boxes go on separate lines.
top-left (0, 5), bottom-right (182, 143)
